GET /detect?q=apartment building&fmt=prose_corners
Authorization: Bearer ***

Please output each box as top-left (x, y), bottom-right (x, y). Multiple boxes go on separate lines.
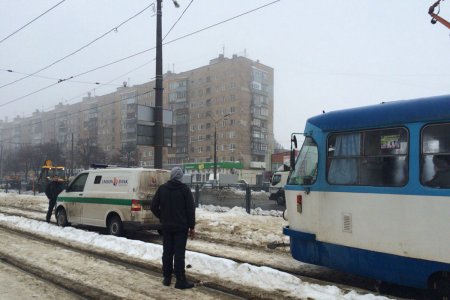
top-left (0, 54), bottom-right (274, 172)
top-left (166, 54), bottom-right (274, 169)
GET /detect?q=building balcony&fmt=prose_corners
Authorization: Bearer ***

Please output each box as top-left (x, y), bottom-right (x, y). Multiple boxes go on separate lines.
top-left (251, 149), bottom-right (266, 155)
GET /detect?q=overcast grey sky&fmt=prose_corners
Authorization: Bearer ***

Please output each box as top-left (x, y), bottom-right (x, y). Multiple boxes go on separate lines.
top-left (1, 0), bottom-right (449, 147)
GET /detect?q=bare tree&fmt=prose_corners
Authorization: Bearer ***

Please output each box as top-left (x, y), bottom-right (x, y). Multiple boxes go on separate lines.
top-left (121, 143), bottom-right (137, 167)
top-left (76, 138), bottom-right (106, 169)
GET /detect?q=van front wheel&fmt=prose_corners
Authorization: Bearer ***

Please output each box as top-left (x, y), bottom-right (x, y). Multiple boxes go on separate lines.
top-left (56, 208), bottom-right (68, 227)
top-left (108, 215), bottom-right (123, 236)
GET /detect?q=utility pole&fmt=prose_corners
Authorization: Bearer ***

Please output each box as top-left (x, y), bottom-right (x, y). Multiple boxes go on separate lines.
top-left (70, 133), bottom-right (73, 176)
top-left (154, 0), bottom-right (179, 169)
top-left (0, 143), bottom-right (3, 180)
top-left (154, 0), bottom-right (163, 169)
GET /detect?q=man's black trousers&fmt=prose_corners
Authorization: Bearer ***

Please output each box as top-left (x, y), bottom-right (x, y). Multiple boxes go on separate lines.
top-left (162, 229), bottom-right (189, 278)
top-left (46, 198), bottom-right (57, 222)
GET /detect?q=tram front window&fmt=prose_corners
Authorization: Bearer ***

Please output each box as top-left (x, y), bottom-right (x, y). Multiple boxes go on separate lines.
top-left (289, 137), bottom-right (318, 185)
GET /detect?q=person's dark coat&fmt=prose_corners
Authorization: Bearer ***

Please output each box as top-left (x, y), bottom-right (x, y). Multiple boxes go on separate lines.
top-left (151, 179), bottom-right (195, 231)
top-left (45, 180), bottom-right (64, 201)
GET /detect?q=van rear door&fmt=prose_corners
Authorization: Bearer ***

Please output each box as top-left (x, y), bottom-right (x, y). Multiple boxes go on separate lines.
top-left (138, 170), bottom-right (169, 224)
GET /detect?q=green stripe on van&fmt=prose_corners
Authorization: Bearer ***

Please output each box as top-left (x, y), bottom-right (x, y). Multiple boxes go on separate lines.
top-left (58, 197), bottom-right (132, 206)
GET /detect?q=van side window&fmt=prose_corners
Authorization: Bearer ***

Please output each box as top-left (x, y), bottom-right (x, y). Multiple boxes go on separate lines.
top-left (94, 176), bottom-right (102, 184)
top-left (421, 123), bottom-right (450, 188)
top-left (69, 173), bottom-right (88, 192)
top-left (327, 127), bottom-right (408, 186)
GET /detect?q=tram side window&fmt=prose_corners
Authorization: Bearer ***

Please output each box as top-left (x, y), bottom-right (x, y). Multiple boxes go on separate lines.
top-left (327, 133), bottom-right (361, 184)
top-left (327, 128), bottom-right (408, 186)
top-left (421, 123), bottom-right (450, 188)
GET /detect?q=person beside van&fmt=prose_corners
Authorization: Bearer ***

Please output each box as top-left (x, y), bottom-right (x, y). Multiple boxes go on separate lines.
top-left (151, 167), bottom-right (196, 289)
top-left (45, 175), bottom-right (64, 223)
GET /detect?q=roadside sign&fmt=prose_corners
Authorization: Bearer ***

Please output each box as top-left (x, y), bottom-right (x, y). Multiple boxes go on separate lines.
top-left (137, 124), bottom-right (172, 147)
top-left (137, 105), bottom-right (173, 125)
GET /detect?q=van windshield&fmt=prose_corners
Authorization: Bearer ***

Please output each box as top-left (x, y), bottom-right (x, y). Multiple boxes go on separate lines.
top-left (271, 174), bottom-right (281, 186)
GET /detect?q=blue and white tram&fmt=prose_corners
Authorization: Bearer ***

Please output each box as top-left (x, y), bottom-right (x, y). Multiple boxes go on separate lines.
top-left (283, 95), bottom-right (450, 296)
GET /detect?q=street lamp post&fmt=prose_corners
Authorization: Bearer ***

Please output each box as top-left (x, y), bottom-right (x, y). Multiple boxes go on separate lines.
top-left (154, 0), bottom-right (179, 169)
top-left (213, 113), bottom-right (231, 181)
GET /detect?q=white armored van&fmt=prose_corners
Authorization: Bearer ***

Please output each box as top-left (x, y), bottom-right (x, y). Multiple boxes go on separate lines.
top-left (269, 171), bottom-right (290, 205)
top-left (55, 167), bottom-right (170, 236)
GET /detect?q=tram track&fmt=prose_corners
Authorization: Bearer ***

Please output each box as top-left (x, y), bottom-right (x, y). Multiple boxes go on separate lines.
top-left (0, 204), bottom-right (393, 299)
top-left (0, 255), bottom-right (86, 300)
top-left (0, 225), bottom-right (259, 299)
top-left (1, 202), bottom-right (427, 299)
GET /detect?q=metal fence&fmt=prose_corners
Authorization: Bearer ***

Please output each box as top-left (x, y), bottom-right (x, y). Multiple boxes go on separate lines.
top-left (0, 179), bottom-right (39, 195)
top-left (190, 184), bottom-right (283, 213)
top-left (0, 180), bottom-right (285, 213)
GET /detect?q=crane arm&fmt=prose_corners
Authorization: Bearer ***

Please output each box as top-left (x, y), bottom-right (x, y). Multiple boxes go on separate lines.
top-left (429, 0), bottom-right (450, 30)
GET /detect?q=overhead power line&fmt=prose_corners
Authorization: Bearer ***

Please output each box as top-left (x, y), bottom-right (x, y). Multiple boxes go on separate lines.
top-left (0, 68), bottom-right (121, 86)
top-left (3, 59), bottom-right (156, 120)
top-left (0, 2), bottom-right (155, 90)
top-left (73, 0), bottom-right (281, 78)
top-left (53, 59), bottom-right (156, 109)
top-left (0, 0), bottom-right (67, 45)
top-left (0, 0), bottom-right (281, 109)
top-left (0, 88), bottom-right (155, 133)
top-left (163, 0), bottom-right (194, 41)
top-left (163, 0), bottom-right (280, 47)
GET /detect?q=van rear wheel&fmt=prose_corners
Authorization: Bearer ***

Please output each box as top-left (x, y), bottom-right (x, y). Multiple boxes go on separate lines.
top-left (108, 215), bottom-right (123, 236)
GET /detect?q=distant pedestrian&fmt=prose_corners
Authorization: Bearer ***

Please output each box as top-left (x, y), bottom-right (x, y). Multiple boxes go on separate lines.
top-left (151, 167), bottom-right (196, 289)
top-left (45, 175), bottom-right (64, 223)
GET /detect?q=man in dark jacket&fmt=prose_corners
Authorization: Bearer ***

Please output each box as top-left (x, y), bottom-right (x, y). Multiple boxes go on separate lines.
top-left (151, 167), bottom-right (196, 289)
top-left (45, 175), bottom-right (64, 223)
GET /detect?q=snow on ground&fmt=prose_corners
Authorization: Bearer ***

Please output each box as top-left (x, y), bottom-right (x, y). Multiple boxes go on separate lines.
top-left (0, 193), bottom-right (390, 299)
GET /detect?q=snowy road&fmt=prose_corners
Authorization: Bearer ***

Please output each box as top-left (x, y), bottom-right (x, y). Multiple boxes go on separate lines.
top-left (0, 226), bottom-right (243, 299)
top-left (0, 259), bottom-right (82, 300)
top-left (0, 193), bottom-right (399, 299)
